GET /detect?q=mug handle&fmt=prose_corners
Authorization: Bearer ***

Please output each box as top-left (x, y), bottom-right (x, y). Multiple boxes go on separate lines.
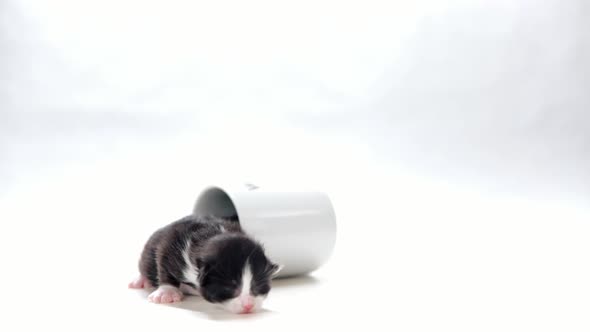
top-left (244, 183), bottom-right (259, 191)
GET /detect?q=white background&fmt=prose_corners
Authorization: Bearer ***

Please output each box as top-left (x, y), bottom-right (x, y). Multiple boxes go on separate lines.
top-left (1, 0), bottom-right (589, 331)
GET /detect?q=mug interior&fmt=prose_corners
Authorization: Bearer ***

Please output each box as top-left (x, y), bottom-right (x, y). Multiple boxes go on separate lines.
top-left (194, 187), bottom-right (239, 220)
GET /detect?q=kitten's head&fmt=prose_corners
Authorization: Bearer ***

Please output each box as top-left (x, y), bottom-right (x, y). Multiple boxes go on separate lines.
top-left (197, 234), bottom-right (281, 314)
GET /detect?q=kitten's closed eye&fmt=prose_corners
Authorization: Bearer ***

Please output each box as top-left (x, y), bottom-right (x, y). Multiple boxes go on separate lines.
top-left (212, 283), bottom-right (239, 299)
top-left (252, 282), bottom-right (270, 296)
top-left (223, 285), bottom-right (240, 297)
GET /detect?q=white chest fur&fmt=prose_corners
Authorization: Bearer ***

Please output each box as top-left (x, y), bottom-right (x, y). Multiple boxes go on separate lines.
top-left (181, 240), bottom-right (199, 284)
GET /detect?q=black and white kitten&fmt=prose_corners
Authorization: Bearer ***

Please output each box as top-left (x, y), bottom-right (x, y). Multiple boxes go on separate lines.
top-left (129, 215), bottom-right (281, 314)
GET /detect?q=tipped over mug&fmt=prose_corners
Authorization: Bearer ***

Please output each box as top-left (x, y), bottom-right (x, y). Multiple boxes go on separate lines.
top-left (193, 183), bottom-right (337, 278)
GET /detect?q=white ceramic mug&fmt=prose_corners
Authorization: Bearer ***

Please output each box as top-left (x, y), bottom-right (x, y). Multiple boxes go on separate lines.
top-left (193, 184), bottom-right (337, 278)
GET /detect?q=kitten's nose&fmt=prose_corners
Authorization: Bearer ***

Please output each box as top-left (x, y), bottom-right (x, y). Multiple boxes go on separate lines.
top-left (241, 296), bottom-right (255, 313)
top-left (242, 303), bottom-right (254, 312)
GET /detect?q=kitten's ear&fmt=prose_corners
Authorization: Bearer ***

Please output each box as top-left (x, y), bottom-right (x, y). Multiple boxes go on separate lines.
top-left (268, 263), bottom-right (283, 277)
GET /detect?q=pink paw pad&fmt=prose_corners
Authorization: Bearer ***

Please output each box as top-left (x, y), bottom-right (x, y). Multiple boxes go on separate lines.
top-left (148, 286), bottom-right (183, 304)
top-left (128, 275), bottom-right (152, 289)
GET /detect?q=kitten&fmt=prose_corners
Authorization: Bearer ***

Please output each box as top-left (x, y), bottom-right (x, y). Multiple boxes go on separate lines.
top-left (129, 215), bottom-right (280, 314)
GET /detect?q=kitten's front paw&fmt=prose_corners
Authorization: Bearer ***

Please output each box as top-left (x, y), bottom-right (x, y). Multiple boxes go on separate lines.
top-left (148, 285), bottom-right (183, 304)
top-left (128, 275), bottom-right (151, 289)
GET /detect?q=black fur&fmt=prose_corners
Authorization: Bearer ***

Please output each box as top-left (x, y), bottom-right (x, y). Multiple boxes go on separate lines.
top-left (138, 215), bottom-right (278, 303)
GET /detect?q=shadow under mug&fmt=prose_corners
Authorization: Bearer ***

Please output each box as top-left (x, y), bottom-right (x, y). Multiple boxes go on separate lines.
top-left (193, 184), bottom-right (337, 278)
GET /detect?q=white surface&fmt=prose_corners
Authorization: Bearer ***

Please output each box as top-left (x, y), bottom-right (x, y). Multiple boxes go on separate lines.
top-left (1, 0), bottom-right (590, 331)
